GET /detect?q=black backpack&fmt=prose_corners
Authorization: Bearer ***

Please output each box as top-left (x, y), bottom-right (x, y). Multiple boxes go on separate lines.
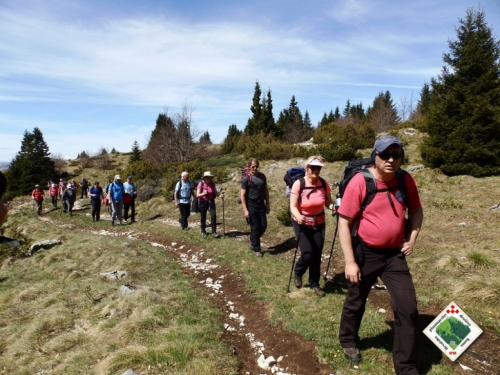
top-left (337, 157), bottom-right (408, 235)
top-left (191, 179), bottom-right (203, 213)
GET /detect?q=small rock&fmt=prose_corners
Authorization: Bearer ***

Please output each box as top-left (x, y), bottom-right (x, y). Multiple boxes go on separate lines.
top-left (100, 271), bottom-right (128, 280)
top-left (458, 222), bottom-right (467, 226)
top-left (120, 370), bottom-right (140, 375)
top-left (378, 308), bottom-right (387, 314)
top-left (118, 285), bottom-right (135, 296)
top-left (459, 363), bottom-right (472, 371)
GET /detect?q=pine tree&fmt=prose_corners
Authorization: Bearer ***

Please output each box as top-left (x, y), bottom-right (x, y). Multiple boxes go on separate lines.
top-left (129, 141), bottom-right (142, 163)
top-left (226, 124), bottom-right (242, 138)
top-left (366, 91), bottom-right (400, 131)
top-left (245, 81), bottom-right (263, 135)
top-left (417, 83), bottom-right (432, 116)
top-left (421, 7), bottom-right (500, 176)
top-left (6, 128), bottom-right (56, 196)
top-left (199, 131), bottom-right (212, 144)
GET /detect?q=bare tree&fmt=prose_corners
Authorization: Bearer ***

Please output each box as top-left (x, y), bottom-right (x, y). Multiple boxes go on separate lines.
top-left (143, 102), bottom-right (206, 166)
top-left (398, 92), bottom-right (416, 122)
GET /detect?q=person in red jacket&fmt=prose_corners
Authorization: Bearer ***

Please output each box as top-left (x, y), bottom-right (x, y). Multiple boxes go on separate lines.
top-left (31, 184), bottom-right (45, 215)
top-left (48, 180), bottom-right (59, 208)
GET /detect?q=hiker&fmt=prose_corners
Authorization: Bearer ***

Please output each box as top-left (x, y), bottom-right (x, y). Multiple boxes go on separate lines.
top-left (240, 158), bottom-right (270, 257)
top-left (123, 175), bottom-right (137, 223)
top-left (337, 135), bottom-right (423, 374)
top-left (175, 171), bottom-right (194, 230)
top-left (289, 156), bottom-right (334, 297)
top-left (70, 179), bottom-right (79, 196)
top-left (48, 180), bottom-right (59, 208)
top-left (31, 184), bottom-right (45, 215)
top-left (60, 180), bottom-right (68, 212)
top-left (0, 171), bottom-right (8, 226)
top-left (80, 177), bottom-right (89, 199)
top-left (89, 181), bottom-right (104, 221)
top-left (196, 171), bottom-right (224, 238)
top-left (62, 183), bottom-right (76, 216)
top-left (108, 175), bottom-right (124, 225)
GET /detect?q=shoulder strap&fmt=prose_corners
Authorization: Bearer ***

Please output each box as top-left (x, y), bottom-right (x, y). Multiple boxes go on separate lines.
top-left (359, 169), bottom-right (377, 209)
top-left (298, 176), bottom-right (327, 200)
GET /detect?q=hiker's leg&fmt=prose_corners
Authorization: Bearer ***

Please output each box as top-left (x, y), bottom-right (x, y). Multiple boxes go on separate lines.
top-left (339, 248), bottom-right (384, 348)
top-left (179, 203), bottom-right (189, 228)
top-left (123, 204), bottom-right (129, 220)
top-left (209, 205), bottom-right (217, 233)
top-left (199, 202), bottom-right (207, 233)
top-left (96, 200), bottom-right (101, 220)
top-left (130, 199), bottom-right (135, 221)
top-left (247, 203), bottom-right (260, 248)
top-left (116, 200), bottom-right (123, 223)
top-left (294, 225), bottom-right (315, 281)
top-left (380, 254), bottom-right (419, 375)
top-left (307, 224), bottom-right (325, 287)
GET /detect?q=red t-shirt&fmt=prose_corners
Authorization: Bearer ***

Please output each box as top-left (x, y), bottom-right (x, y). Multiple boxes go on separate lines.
top-left (291, 177), bottom-right (331, 216)
top-left (338, 170), bottom-right (421, 248)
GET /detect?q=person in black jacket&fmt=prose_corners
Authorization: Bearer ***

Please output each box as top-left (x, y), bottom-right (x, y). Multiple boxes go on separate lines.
top-left (62, 184), bottom-right (77, 217)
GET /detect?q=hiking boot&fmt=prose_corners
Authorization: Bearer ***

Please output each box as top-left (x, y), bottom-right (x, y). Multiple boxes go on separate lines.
top-left (183, 227), bottom-right (190, 231)
top-left (123, 219), bottom-right (128, 223)
top-left (212, 233), bottom-right (220, 238)
top-left (343, 347), bottom-right (361, 362)
top-left (254, 251), bottom-right (263, 257)
top-left (201, 232), bottom-right (207, 238)
top-left (92, 216), bottom-right (95, 222)
top-left (294, 275), bottom-right (302, 288)
top-left (313, 287), bottom-right (326, 297)
top-left (111, 220), bottom-right (114, 226)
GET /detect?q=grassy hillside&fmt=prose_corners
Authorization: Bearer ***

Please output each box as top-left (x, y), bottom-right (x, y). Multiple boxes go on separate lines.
top-left (1, 128), bottom-right (499, 374)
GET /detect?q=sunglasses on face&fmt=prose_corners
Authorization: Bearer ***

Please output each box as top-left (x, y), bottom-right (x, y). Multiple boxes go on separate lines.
top-left (250, 165), bottom-right (259, 169)
top-left (309, 166), bottom-right (322, 172)
top-left (377, 151), bottom-right (402, 160)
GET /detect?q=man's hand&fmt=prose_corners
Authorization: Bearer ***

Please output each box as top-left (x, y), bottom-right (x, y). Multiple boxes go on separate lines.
top-left (344, 262), bottom-right (362, 285)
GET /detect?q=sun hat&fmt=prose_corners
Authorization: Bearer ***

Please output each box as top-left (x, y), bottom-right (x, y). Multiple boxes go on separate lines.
top-left (306, 157), bottom-right (325, 167)
top-left (35, 184), bottom-right (40, 187)
top-left (202, 171), bottom-right (214, 178)
top-left (114, 175), bottom-right (121, 180)
top-left (373, 135), bottom-right (403, 153)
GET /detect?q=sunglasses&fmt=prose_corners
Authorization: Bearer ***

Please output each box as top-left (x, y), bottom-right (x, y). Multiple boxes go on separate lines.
top-left (250, 165), bottom-right (259, 169)
top-left (377, 151), bottom-right (402, 160)
top-left (309, 166), bottom-right (322, 171)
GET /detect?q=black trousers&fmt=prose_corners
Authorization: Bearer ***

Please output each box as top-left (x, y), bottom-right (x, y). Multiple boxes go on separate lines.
top-left (247, 200), bottom-right (267, 250)
top-left (178, 203), bottom-right (191, 229)
top-left (65, 200), bottom-right (74, 217)
top-left (124, 200), bottom-right (135, 221)
top-left (199, 200), bottom-right (217, 234)
top-left (50, 195), bottom-right (57, 208)
top-left (35, 200), bottom-right (43, 214)
top-left (91, 199), bottom-right (101, 220)
top-left (293, 221), bottom-right (325, 288)
top-left (80, 188), bottom-right (88, 199)
top-left (339, 243), bottom-right (419, 375)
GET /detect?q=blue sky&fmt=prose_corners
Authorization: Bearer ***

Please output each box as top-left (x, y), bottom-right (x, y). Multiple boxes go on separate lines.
top-left (1, 0), bottom-right (499, 162)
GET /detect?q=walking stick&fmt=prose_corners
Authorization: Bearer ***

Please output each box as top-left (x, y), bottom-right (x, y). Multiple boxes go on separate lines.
top-left (222, 195), bottom-right (225, 238)
top-left (323, 213), bottom-right (339, 282)
top-left (286, 231), bottom-right (301, 293)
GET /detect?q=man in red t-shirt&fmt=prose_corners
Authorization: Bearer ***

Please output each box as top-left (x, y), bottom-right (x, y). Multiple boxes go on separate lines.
top-left (337, 135), bottom-right (423, 375)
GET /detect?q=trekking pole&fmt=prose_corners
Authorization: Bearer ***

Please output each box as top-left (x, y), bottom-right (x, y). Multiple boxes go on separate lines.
top-left (286, 231), bottom-right (301, 293)
top-left (323, 212), bottom-right (339, 283)
top-left (222, 195), bottom-right (225, 238)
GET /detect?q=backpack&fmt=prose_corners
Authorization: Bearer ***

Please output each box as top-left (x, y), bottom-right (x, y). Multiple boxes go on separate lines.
top-left (284, 167), bottom-right (306, 199)
top-left (337, 157), bottom-right (408, 237)
top-left (172, 178), bottom-right (192, 201)
top-left (191, 179), bottom-right (203, 213)
top-left (49, 184), bottom-right (58, 197)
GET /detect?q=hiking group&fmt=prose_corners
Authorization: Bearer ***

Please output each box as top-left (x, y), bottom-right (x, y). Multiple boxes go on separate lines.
top-left (15, 133), bottom-right (423, 374)
top-left (171, 135), bottom-right (422, 374)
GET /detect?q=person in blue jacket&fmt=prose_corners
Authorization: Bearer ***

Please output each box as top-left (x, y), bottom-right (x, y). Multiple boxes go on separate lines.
top-left (108, 175), bottom-right (124, 225)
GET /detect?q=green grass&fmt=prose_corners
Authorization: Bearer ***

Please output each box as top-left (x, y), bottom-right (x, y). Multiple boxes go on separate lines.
top-left (0, 215), bottom-right (238, 375)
